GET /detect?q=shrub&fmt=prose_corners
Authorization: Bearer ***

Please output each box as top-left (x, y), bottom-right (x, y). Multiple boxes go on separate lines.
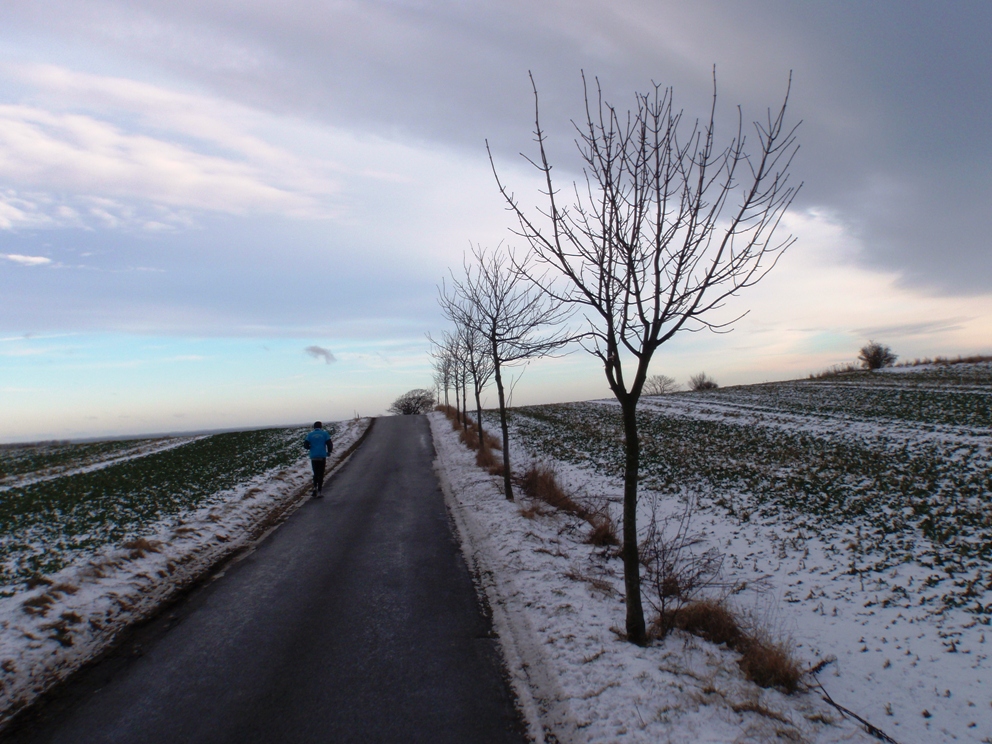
top-left (640, 499), bottom-right (725, 628)
top-left (737, 633), bottom-right (803, 694)
top-left (688, 372), bottom-right (719, 391)
top-left (654, 599), bottom-right (803, 693)
top-left (659, 599), bottom-right (743, 647)
top-left (518, 462), bottom-right (590, 521)
top-left (857, 341), bottom-right (897, 371)
top-left (388, 389), bottom-right (436, 415)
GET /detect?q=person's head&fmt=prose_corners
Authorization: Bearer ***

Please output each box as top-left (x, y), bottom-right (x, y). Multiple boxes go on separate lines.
top-left (313, 421), bottom-right (322, 429)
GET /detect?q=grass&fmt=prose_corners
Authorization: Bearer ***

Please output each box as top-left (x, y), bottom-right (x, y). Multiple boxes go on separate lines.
top-left (0, 427), bottom-right (312, 592)
top-left (438, 405), bottom-right (503, 475)
top-left (654, 599), bottom-right (803, 693)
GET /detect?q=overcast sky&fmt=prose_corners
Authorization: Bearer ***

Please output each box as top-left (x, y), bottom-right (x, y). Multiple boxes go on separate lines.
top-left (1, 0), bottom-right (990, 441)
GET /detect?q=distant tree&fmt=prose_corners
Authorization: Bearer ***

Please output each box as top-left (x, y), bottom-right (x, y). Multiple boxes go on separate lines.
top-left (643, 374), bottom-right (679, 396)
top-left (491, 72), bottom-right (800, 643)
top-left (388, 389), bottom-right (435, 415)
top-left (858, 341), bottom-right (897, 371)
top-left (689, 372), bottom-right (719, 391)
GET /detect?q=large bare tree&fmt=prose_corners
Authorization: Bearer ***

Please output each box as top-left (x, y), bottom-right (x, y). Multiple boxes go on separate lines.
top-left (490, 71), bottom-right (800, 643)
top-left (441, 244), bottom-right (571, 500)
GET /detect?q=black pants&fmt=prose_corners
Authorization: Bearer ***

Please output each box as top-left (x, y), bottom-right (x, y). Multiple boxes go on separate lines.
top-left (310, 458), bottom-right (326, 489)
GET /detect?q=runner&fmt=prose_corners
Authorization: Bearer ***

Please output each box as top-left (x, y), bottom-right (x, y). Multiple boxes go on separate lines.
top-left (304, 421), bottom-right (333, 498)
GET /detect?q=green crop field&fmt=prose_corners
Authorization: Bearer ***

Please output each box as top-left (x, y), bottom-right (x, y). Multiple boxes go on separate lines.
top-left (492, 364), bottom-right (992, 616)
top-left (0, 426), bottom-right (316, 594)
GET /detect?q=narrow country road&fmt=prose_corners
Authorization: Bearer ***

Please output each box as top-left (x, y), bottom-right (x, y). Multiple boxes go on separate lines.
top-left (8, 415), bottom-right (528, 744)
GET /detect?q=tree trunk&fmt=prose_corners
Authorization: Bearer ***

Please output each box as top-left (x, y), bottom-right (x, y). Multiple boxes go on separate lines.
top-left (461, 378), bottom-right (469, 432)
top-left (620, 398), bottom-right (647, 645)
top-left (493, 360), bottom-right (514, 500)
top-left (474, 386), bottom-right (484, 451)
top-left (454, 378), bottom-right (461, 421)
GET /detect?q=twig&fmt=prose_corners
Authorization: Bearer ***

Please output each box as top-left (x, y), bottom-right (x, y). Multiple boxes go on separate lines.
top-left (810, 672), bottom-right (901, 744)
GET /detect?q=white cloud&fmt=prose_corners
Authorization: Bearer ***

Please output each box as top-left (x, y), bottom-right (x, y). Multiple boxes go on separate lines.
top-left (1, 253), bottom-right (52, 266)
top-left (0, 102), bottom-right (324, 216)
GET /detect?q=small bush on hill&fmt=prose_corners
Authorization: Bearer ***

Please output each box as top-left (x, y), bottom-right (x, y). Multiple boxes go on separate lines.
top-left (689, 372), bottom-right (719, 391)
top-left (858, 341), bottom-right (897, 371)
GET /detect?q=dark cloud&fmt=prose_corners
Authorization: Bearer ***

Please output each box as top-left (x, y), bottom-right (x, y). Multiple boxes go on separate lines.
top-left (304, 344), bottom-right (335, 364)
top-left (4, 0), bottom-right (992, 295)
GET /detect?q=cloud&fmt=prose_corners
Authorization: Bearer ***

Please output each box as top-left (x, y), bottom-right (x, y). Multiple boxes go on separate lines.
top-left (1, 253), bottom-right (52, 266)
top-left (0, 102), bottom-right (327, 218)
top-left (304, 345), bottom-right (335, 364)
top-left (7, 0), bottom-right (986, 293)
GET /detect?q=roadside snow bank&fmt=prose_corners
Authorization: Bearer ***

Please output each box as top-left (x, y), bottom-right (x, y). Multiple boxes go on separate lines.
top-left (0, 418), bottom-right (372, 731)
top-left (430, 412), bottom-right (869, 744)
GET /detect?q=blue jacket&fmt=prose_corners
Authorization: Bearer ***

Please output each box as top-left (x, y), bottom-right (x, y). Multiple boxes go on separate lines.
top-left (305, 429), bottom-right (332, 459)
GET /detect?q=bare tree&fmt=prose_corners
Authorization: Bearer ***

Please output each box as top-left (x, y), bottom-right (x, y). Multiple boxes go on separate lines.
top-left (429, 336), bottom-right (455, 408)
top-left (441, 244), bottom-right (571, 499)
top-left (490, 71), bottom-right (800, 643)
top-left (858, 340), bottom-right (897, 371)
top-left (643, 373), bottom-right (679, 396)
top-left (436, 288), bottom-right (496, 451)
top-left (388, 389), bottom-right (436, 415)
top-left (688, 372), bottom-right (719, 391)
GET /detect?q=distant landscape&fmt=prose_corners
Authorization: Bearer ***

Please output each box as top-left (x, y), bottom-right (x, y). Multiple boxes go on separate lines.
top-left (2, 360), bottom-right (991, 740)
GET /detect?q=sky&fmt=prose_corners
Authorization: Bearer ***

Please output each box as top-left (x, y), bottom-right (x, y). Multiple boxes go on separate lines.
top-left (1, 0), bottom-right (990, 442)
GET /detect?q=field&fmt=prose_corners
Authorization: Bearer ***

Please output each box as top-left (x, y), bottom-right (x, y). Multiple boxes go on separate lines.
top-left (480, 362), bottom-right (992, 742)
top-left (0, 419), bottom-right (370, 731)
top-left (0, 427), bottom-right (312, 595)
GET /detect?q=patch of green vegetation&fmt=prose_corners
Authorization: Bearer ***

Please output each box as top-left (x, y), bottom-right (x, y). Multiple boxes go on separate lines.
top-left (502, 374), bottom-right (992, 615)
top-left (0, 439), bottom-right (163, 484)
top-left (0, 427), bottom-right (313, 590)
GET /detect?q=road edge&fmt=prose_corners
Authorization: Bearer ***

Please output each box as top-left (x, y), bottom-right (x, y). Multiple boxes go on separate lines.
top-left (429, 412), bottom-right (580, 744)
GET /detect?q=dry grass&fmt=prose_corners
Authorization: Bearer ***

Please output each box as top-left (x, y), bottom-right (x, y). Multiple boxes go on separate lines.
top-left (476, 444), bottom-right (505, 476)
top-left (897, 353), bottom-right (992, 367)
top-left (739, 632), bottom-right (803, 694)
top-left (587, 513), bottom-right (620, 546)
top-left (440, 405), bottom-right (502, 454)
top-left (121, 537), bottom-right (163, 559)
top-left (518, 462), bottom-right (590, 520)
top-left (518, 501), bottom-right (549, 519)
top-left (518, 462), bottom-right (620, 547)
top-left (655, 599), bottom-right (803, 694)
top-left (24, 575), bottom-right (53, 590)
top-left (658, 599), bottom-right (743, 647)
top-left (22, 593), bottom-right (55, 617)
top-left (729, 700), bottom-right (793, 725)
top-left (808, 363), bottom-right (861, 379)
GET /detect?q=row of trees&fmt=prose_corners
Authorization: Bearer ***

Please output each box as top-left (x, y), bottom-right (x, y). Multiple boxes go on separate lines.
top-left (430, 245), bottom-right (570, 500)
top-left (431, 71), bottom-right (800, 644)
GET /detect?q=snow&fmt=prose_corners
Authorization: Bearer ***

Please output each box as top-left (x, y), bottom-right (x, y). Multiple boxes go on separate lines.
top-left (0, 418), bottom-right (371, 731)
top-left (430, 412), bottom-right (873, 743)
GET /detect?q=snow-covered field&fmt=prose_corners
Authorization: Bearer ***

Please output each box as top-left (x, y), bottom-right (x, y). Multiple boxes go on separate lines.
top-left (436, 363), bottom-right (992, 743)
top-left (0, 418), bottom-right (371, 731)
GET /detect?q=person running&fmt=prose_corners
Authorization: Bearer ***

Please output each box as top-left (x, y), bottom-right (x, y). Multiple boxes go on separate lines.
top-left (304, 421), bottom-right (333, 498)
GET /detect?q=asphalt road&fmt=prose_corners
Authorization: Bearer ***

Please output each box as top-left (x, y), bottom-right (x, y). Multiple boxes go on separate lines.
top-left (8, 415), bottom-right (528, 744)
